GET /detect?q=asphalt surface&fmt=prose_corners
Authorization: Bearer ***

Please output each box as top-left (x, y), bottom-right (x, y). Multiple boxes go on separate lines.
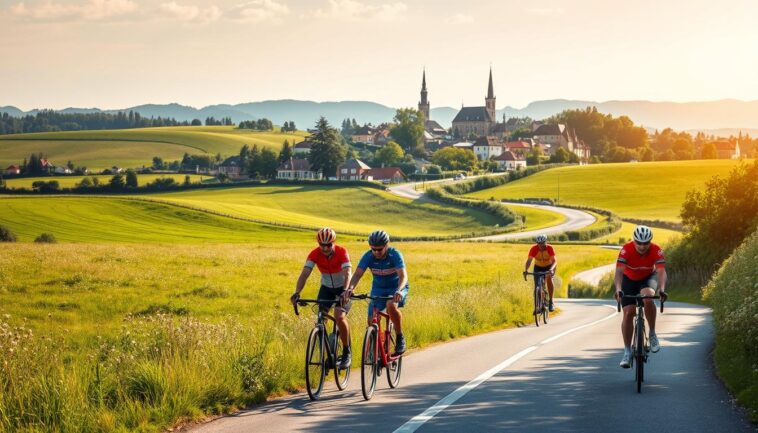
top-left (188, 299), bottom-right (754, 433)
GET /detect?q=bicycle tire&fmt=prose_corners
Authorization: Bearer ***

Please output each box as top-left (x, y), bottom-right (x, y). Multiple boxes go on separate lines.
top-left (361, 326), bottom-right (378, 400)
top-left (385, 321), bottom-right (402, 389)
top-left (305, 327), bottom-right (326, 401)
top-left (542, 287), bottom-right (549, 325)
top-left (636, 317), bottom-right (644, 393)
top-left (333, 327), bottom-right (351, 390)
top-left (534, 284), bottom-right (541, 327)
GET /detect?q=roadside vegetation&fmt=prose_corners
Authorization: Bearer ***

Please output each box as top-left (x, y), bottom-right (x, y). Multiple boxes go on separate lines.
top-left (0, 241), bottom-right (616, 432)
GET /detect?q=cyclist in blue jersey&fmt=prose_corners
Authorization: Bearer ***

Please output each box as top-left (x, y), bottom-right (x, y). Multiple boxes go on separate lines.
top-left (343, 230), bottom-right (409, 355)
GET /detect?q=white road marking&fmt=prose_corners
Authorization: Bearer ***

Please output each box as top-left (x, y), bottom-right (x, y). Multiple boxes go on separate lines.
top-left (393, 304), bottom-right (619, 433)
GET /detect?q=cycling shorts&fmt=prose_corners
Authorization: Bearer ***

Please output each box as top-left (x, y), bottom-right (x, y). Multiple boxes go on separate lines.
top-left (620, 273), bottom-right (658, 308)
top-left (316, 285), bottom-right (352, 313)
top-left (368, 285), bottom-right (409, 316)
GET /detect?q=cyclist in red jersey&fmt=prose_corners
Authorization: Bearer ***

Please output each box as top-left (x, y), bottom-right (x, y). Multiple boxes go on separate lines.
top-left (291, 228), bottom-right (353, 368)
top-left (523, 234), bottom-right (558, 312)
top-left (614, 225), bottom-right (668, 368)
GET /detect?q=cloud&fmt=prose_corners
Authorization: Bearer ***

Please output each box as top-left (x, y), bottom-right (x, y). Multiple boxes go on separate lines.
top-left (159, 1), bottom-right (221, 24)
top-left (315, 0), bottom-right (407, 22)
top-left (10, 0), bottom-right (139, 22)
top-left (446, 13), bottom-right (473, 24)
top-left (227, 0), bottom-right (290, 23)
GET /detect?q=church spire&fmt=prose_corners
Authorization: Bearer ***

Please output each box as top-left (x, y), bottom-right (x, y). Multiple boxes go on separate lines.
top-left (418, 68), bottom-right (430, 121)
top-left (487, 67), bottom-right (494, 99)
top-left (485, 67), bottom-right (496, 122)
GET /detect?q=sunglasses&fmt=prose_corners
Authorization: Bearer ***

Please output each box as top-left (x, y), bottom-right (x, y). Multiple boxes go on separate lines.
top-left (319, 242), bottom-right (333, 247)
top-left (370, 246), bottom-right (386, 252)
top-left (635, 241), bottom-right (650, 246)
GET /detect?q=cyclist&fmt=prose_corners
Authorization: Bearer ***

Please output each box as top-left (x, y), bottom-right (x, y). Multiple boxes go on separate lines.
top-left (291, 227), bottom-right (353, 369)
top-left (523, 234), bottom-right (558, 312)
top-left (343, 230), bottom-right (409, 356)
top-left (614, 225), bottom-right (668, 368)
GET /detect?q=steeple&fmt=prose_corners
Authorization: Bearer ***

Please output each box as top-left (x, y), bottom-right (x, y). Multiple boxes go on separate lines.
top-left (485, 67), bottom-right (496, 122)
top-left (418, 68), bottom-right (430, 121)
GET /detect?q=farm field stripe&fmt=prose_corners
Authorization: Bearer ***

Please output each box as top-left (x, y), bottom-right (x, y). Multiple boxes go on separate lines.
top-left (393, 305), bottom-right (619, 433)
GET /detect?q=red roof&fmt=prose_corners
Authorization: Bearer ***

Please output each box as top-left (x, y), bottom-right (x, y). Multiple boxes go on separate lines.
top-left (714, 141), bottom-right (736, 151)
top-left (278, 158), bottom-right (315, 171)
top-left (505, 141), bottom-right (532, 149)
top-left (494, 151), bottom-right (524, 161)
top-left (6, 165), bottom-right (20, 170)
top-left (367, 167), bottom-right (406, 180)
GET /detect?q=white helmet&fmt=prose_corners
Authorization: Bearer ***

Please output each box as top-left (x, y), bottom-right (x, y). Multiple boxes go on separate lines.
top-left (535, 234), bottom-right (548, 243)
top-left (632, 225), bottom-right (653, 243)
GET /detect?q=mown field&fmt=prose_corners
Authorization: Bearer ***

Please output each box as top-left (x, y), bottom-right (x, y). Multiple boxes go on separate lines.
top-left (466, 160), bottom-right (746, 222)
top-left (505, 203), bottom-right (566, 230)
top-left (0, 126), bottom-right (306, 170)
top-left (0, 240), bottom-right (616, 432)
top-left (3, 174), bottom-right (213, 189)
top-left (146, 185), bottom-right (509, 237)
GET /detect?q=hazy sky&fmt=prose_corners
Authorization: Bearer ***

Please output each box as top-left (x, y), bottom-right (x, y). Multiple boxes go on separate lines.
top-left (2, 0), bottom-right (757, 110)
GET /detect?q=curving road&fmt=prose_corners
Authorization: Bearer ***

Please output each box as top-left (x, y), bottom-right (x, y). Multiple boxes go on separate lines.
top-left (187, 299), bottom-right (754, 433)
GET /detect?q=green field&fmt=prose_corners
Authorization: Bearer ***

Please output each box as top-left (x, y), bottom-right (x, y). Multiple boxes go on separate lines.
top-left (0, 197), bottom-right (314, 243)
top-left (0, 126), bottom-right (306, 170)
top-left (3, 174), bottom-right (213, 189)
top-left (147, 185), bottom-right (508, 237)
top-left (467, 160), bottom-right (747, 222)
top-left (506, 203), bottom-right (567, 230)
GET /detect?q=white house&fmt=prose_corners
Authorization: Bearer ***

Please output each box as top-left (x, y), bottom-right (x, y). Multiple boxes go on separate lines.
top-left (493, 151), bottom-right (527, 171)
top-left (276, 158), bottom-right (322, 180)
top-left (473, 136), bottom-right (503, 160)
top-left (293, 140), bottom-right (313, 156)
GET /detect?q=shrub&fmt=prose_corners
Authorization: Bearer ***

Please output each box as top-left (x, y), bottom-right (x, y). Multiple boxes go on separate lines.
top-left (34, 233), bottom-right (57, 243)
top-left (0, 225), bottom-right (17, 242)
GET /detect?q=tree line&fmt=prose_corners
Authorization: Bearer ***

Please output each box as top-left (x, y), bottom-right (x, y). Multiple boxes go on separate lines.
top-left (0, 110), bottom-right (189, 135)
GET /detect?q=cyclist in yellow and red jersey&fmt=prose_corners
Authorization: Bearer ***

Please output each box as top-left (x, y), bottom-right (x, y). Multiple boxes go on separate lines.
top-left (523, 234), bottom-right (558, 312)
top-left (614, 225), bottom-right (668, 368)
top-left (291, 228), bottom-right (353, 368)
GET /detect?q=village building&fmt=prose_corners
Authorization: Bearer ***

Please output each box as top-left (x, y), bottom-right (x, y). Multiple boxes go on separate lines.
top-left (351, 126), bottom-right (376, 144)
top-left (276, 158), bottom-right (322, 180)
top-left (473, 136), bottom-right (503, 160)
top-left (4, 165), bottom-right (21, 175)
top-left (293, 140), bottom-right (313, 156)
top-left (338, 158), bottom-right (372, 181)
top-left (218, 156), bottom-right (244, 178)
top-left (493, 151), bottom-right (527, 171)
top-left (714, 141), bottom-right (741, 159)
top-left (367, 167), bottom-right (406, 184)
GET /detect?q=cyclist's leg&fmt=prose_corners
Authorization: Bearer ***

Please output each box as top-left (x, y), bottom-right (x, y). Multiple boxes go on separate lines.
top-left (621, 276), bottom-right (642, 348)
top-left (386, 285), bottom-right (409, 335)
top-left (334, 287), bottom-right (352, 347)
top-left (641, 273), bottom-right (659, 333)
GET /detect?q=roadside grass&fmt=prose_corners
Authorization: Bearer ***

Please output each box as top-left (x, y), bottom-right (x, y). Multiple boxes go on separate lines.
top-left (3, 174), bottom-right (213, 189)
top-left (0, 126), bottom-right (307, 170)
top-left (595, 221), bottom-right (682, 246)
top-left (0, 241), bottom-right (616, 432)
top-left (147, 185), bottom-right (508, 237)
top-left (0, 197), bottom-right (314, 243)
top-left (504, 203), bottom-right (567, 231)
top-left (465, 160), bottom-right (746, 222)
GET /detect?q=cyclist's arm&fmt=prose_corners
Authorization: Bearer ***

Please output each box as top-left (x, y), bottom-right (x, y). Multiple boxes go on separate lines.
top-left (342, 265), bottom-right (353, 290)
top-left (613, 265), bottom-right (625, 301)
top-left (657, 267), bottom-right (667, 293)
top-left (549, 256), bottom-right (557, 274)
top-left (293, 267), bottom-right (313, 300)
top-left (395, 267), bottom-right (408, 293)
top-left (346, 267), bottom-right (366, 293)
top-left (524, 257), bottom-right (534, 273)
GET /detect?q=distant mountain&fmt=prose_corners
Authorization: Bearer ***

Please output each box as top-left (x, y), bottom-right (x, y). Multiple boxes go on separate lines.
top-left (3, 99), bottom-right (758, 135)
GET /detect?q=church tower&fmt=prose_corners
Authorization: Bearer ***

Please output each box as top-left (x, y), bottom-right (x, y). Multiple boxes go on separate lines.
top-left (418, 69), bottom-right (430, 121)
top-left (485, 67), bottom-right (496, 121)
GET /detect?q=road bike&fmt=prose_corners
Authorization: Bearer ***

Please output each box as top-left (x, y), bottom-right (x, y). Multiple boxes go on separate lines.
top-left (351, 294), bottom-right (403, 400)
top-left (293, 298), bottom-right (351, 400)
top-left (525, 271), bottom-right (551, 326)
top-left (617, 293), bottom-right (665, 393)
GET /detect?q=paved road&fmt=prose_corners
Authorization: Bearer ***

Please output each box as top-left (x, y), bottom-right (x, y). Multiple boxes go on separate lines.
top-left (387, 178), bottom-right (455, 200)
top-left (573, 263), bottom-right (616, 285)
top-left (188, 299), bottom-right (754, 433)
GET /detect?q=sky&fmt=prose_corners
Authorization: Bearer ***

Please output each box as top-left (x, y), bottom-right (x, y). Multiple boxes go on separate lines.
top-left (2, 0), bottom-right (757, 111)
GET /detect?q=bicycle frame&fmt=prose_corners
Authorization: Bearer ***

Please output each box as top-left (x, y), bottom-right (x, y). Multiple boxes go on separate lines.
top-left (617, 293), bottom-right (664, 393)
top-left (525, 271), bottom-right (551, 326)
top-left (369, 305), bottom-right (402, 368)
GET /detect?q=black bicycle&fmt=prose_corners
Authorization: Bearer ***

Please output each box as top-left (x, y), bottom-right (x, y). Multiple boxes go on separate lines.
top-left (293, 299), bottom-right (351, 400)
top-left (617, 293), bottom-right (665, 393)
top-left (525, 271), bottom-right (551, 326)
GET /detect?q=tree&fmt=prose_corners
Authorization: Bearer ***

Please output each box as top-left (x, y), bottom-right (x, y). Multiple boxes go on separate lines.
top-left (191, 118), bottom-right (202, 126)
top-left (76, 177), bottom-right (93, 188)
top-left (672, 137), bottom-right (694, 160)
top-left (390, 108), bottom-right (425, 155)
top-left (125, 169), bottom-right (138, 188)
top-left (247, 145), bottom-right (262, 177)
top-left (259, 148), bottom-right (279, 179)
top-left (701, 142), bottom-right (718, 159)
top-left (308, 117), bottom-right (346, 177)
top-left (152, 156), bottom-right (164, 170)
top-left (431, 147), bottom-right (477, 171)
top-left (374, 141), bottom-right (404, 166)
top-left (109, 173), bottom-right (126, 190)
top-left (184, 175), bottom-right (191, 186)
top-left (549, 147), bottom-right (571, 163)
top-left (0, 225), bottom-right (17, 242)
top-left (278, 140), bottom-right (293, 164)
top-left (526, 148), bottom-right (542, 166)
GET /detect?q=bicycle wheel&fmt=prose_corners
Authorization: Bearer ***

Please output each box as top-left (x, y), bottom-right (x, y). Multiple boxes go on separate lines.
top-left (305, 327), bottom-right (326, 400)
top-left (533, 285), bottom-right (541, 327)
top-left (333, 327), bottom-right (351, 390)
top-left (385, 322), bottom-right (403, 389)
top-left (542, 288), bottom-right (549, 325)
top-left (361, 326), bottom-right (378, 400)
top-left (635, 318), bottom-right (645, 393)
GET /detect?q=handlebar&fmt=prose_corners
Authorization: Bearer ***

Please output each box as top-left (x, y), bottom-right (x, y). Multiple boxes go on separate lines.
top-left (292, 298), bottom-right (336, 316)
top-left (350, 293), bottom-right (394, 301)
top-left (523, 271), bottom-right (552, 281)
top-left (616, 291), bottom-right (666, 313)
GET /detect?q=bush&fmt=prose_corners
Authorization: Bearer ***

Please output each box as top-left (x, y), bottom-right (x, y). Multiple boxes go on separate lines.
top-left (31, 180), bottom-right (60, 193)
top-left (34, 233), bottom-right (57, 243)
top-left (0, 225), bottom-right (17, 242)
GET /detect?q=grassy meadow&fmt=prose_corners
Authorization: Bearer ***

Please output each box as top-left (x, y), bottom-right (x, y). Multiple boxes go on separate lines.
top-left (146, 185), bottom-right (509, 237)
top-left (505, 203), bottom-right (566, 230)
top-left (0, 126), bottom-right (306, 170)
top-left (0, 241), bottom-right (617, 432)
top-left (3, 174), bottom-right (213, 189)
top-left (466, 160), bottom-right (746, 222)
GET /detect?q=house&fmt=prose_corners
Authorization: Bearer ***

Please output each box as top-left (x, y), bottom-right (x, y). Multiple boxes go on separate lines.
top-left (533, 124), bottom-right (574, 154)
top-left (293, 140), bottom-right (314, 156)
top-left (338, 158), bottom-right (372, 181)
top-left (573, 140), bottom-right (592, 163)
top-left (4, 165), bottom-right (21, 175)
top-left (493, 151), bottom-right (527, 171)
top-left (367, 167), bottom-right (406, 184)
top-left (39, 159), bottom-right (55, 174)
top-left (53, 166), bottom-right (73, 175)
top-left (452, 141), bottom-right (474, 151)
top-left (505, 140), bottom-right (533, 157)
top-left (473, 136), bottom-right (503, 160)
top-left (373, 127), bottom-right (392, 146)
top-left (351, 126), bottom-right (376, 144)
top-left (218, 156), bottom-right (244, 177)
top-left (276, 158), bottom-right (322, 180)
top-left (714, 141), bottom-right (741, 159)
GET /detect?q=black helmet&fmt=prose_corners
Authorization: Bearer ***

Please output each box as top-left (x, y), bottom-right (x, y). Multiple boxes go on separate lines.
top-left (368, 230), bottom-right (390, 246)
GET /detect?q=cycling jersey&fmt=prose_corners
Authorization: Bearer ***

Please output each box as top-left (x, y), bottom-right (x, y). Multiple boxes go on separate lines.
top-left (616, 241), bottom-right (665, 281)
top-left (357, 247), bottom-right (406, 291)
top-left (304, 245), bottom-right (351, 288)
top-left (528, 244), bottom-right (556, 267)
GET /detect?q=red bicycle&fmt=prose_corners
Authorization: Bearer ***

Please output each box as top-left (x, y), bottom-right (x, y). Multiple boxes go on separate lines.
top-left (351, 294), bottom-right (403, 400)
